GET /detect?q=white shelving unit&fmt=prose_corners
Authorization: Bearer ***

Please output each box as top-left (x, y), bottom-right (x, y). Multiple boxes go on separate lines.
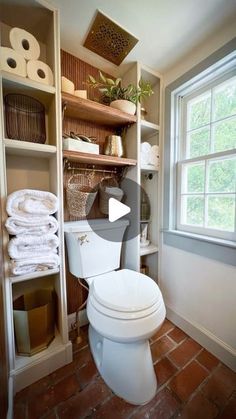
top-left (121, 63), bottom-right (162, 282)
top-left (0, 0), bottom-right (72, 396)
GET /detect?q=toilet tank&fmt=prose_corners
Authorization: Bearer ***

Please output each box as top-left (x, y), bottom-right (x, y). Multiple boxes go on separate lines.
top-left (64, 219), bottom-right (129, 279)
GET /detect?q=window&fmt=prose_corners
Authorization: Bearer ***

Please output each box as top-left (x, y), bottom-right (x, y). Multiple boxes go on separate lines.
top-left (177, 72), bottom-right (236, 241)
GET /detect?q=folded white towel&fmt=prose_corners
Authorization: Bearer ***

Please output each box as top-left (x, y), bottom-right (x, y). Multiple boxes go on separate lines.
top-left (8, 234), bottom-right (59, 260)
top-left (6, 189), bottom-right (58, 218)
top-left (5, 215), bottom-right (58, 236)
top-left (10, 254), bottom-right (60, 276)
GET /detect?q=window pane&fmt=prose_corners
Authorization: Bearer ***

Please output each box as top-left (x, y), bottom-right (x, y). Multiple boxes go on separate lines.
top-left (213, 77), bottom-right (236, 121)
top-left (182, 195), bottom-right (204, 226)
top-left (183, 163), bottom-right (205, 193)
top-left (207, 195), bottom-right (235, 231)
top-left (188, 92), bottom-right (211, 130)
top-left (187, 127), bottom-right (210, 157)
top-left (208, 157), bottom-right (236, 193)
top-left (212, 117), bottom-right (236, 153)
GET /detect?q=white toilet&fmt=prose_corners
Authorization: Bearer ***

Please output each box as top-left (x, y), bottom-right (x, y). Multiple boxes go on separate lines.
top-left (64, 218), bottom-right (166, 405)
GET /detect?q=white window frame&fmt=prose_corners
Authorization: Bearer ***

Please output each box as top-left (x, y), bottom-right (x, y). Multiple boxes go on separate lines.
top-left (176, 69), bottom-right (236, 242)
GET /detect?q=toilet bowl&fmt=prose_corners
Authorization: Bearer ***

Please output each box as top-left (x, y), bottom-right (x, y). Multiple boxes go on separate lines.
top-left (64, 219), bottom-right (166, 405)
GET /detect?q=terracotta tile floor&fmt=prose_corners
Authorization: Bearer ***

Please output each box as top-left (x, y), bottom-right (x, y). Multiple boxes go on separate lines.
top-left (14, 319), bottom-right (236, 419)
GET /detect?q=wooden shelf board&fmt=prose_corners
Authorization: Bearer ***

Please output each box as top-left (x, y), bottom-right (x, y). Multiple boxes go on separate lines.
top-left (140, 244), bottom-right (159, 256)
top-left (4, 139), bottom-right (57, 159)
top-left (62, 92), bottom-right (137, 127)
top-left (10, 267), bottom-right (60, 284)
top-left (141, 120), bottom-right (160, 138)
top-left (1, 71), bottom-right (56, 95)
top-left (63, 150), bottom-right (137, 167)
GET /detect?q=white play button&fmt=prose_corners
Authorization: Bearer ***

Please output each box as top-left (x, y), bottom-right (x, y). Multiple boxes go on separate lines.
top-left (108, 198), bottom-right (131, 222)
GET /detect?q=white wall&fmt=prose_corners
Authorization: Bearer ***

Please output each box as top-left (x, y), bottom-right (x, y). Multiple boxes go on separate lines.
top-left (160, 19), bottom-right (236, 370)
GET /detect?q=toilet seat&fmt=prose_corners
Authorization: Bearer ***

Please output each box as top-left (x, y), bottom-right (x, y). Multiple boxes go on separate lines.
top-left (89, 269), bottom-right (162, 320)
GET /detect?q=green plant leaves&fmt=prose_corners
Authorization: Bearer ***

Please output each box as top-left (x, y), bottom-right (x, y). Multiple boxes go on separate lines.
top-left (86, 72), bottom-right (153, 105)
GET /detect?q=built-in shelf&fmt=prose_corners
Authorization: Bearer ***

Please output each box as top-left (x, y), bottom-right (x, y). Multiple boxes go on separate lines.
top-left (4, 139), bottom-right (57, 158)
top-left (62, 92), bottom-right (137, 127)
top-left (141, 120), bottom-right (160, 138)
top-left (14, 329), bottom-right (62, 371)
top-left (63, 150), bottom-right (137, 167)
top-left (1, 70), bottom-right (56, 95)
top-left (10, 267), bottom-right (60, 284)
top-left (141, 165), bottom-right (159, 173)
top-left (140, 244), bottom-right (159, 256)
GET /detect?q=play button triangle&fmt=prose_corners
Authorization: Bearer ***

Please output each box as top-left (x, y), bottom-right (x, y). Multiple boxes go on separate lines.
top-left (108, 198), bottom-right (131, 222)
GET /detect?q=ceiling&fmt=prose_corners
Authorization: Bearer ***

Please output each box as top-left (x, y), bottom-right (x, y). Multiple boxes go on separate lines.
top-left (54, 0), bottom-right (236, 76)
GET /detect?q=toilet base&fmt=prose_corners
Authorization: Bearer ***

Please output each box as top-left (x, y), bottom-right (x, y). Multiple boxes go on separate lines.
top-left (88, 325), bottom-right (157, 405)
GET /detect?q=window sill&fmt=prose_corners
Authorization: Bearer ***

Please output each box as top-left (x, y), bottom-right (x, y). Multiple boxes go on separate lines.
top-left (163, 229), bottom-right (236, 249)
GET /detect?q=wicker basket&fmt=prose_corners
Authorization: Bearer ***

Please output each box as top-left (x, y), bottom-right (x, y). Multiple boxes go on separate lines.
top-left (99, 177), bottom-right (124, 215)
top-left (4, 93), bottom-right (46, 143)
top-left (66, 174), bottom-right (97, 218)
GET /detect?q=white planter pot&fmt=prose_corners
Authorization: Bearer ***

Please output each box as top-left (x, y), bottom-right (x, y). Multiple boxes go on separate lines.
top-left (110, 100), bottom-right (136, 115)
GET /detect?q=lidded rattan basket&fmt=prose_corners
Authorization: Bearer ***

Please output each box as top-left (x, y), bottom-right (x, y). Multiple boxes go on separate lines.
top-left (5, 93), bottom-right (46, 143)
top-left (66, 174), bottom-right (97, 218)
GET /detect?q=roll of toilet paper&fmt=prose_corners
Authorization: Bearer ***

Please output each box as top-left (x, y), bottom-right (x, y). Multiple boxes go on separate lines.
top-left (151, 145), bottom-right (159, 157)
top-left (10, 27), bottom-right (40, 61)
top-left (0, 47), bottom-right (27, 77)
top-left (61, 76), bottom-right (74, 94)
top-left (27, 60), bottom-right (54, 86)
top-left (74, 90), bottom-right (87, 99)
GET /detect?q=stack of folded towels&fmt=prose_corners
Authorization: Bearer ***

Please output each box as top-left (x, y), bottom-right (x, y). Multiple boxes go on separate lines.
top-left (5, 189), bottom-right (60, 276)
top-left (141, 142), bottom-right (159, 168)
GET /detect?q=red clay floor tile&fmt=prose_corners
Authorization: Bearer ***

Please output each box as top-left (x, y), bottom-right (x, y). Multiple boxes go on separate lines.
top-left (168, 337), bottom-right (202, 368)
top-left (154, 357), bottom-right (178, 386)
top-left (168, 326), bottom-right (188, 344)
top-left (151, 319), bottom-right (175, 342)
top-left (218, 393), bottom-right (236, 419)
top-left (169, 360), bottom-right (208, 401)
top-left (28, 373), bottom-right (79, 419)
top-left (196, 349), bottom-right (220, 371)
top-left (151, 336), bottom-right (175, 362)
top-left (74, 345), bottom-right (93, 369)
top-left (93, 395), bottom-right (135, 418)
top-left (201, 364), bottom-right (236, 408)
top-left (132, 388), bottom-right (180, 419)
top-left (57, 377), bottom-right (112, 419)
top-left (177, 392), bottom-right (219, 419)
top-left (77, 358), bottom-right (98, 389)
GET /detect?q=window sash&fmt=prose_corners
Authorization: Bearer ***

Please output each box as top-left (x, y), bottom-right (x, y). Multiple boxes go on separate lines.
top-left (177, 153), bottom-right (236, 241)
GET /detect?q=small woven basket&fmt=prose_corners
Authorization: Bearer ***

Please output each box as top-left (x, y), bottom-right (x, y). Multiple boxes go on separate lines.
top-left (5, 93), bottom-right (46, 143)
top-left (66, 174), bottom-right (97, 218)
top-left (99, 177), bottom-right (123, 215)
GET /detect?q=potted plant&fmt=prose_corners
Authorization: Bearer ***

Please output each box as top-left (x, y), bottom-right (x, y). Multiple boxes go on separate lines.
top-left (86, 71), bottom-right (153, 115)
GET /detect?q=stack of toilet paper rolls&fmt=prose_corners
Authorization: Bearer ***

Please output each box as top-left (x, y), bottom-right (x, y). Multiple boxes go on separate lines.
top-left (61, 76), bottom-right (87, 99)
top-left (0, 27), bottom-right (53, 86)
top-left (140, 142), bottom-right (159, 168)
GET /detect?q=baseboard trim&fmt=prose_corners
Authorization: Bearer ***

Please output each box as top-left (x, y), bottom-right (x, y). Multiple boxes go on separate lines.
top-left (67, 309), bottom-right (88, 331)
top-left (166, 304), bottom-right (236, 372)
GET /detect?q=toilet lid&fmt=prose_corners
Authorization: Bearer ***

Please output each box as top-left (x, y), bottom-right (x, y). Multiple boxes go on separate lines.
top-left (91, 269), bottom-right (161, 313)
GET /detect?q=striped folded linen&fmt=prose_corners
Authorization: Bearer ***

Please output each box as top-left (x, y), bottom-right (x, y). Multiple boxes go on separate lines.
top-left (10, 254), bottom-right (60, 276)
top-left (5, 215), bottom-right (58, 236)
top-left (8, 234), bottom-right (59, 260)
top-left (6, 189), bottom-right (58, 217)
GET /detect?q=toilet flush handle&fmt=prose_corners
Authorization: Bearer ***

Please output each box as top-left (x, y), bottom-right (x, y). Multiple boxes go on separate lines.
top-left (78, 234), bottom-right (89, 245)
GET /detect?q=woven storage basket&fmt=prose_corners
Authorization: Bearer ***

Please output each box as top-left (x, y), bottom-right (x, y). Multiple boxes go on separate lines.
top-left (5, 93), bottom-right (46, 143)
top-left (99, 176), bottom-right (124, 215)
top-left (66, 174), bottom-right (97, 218)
